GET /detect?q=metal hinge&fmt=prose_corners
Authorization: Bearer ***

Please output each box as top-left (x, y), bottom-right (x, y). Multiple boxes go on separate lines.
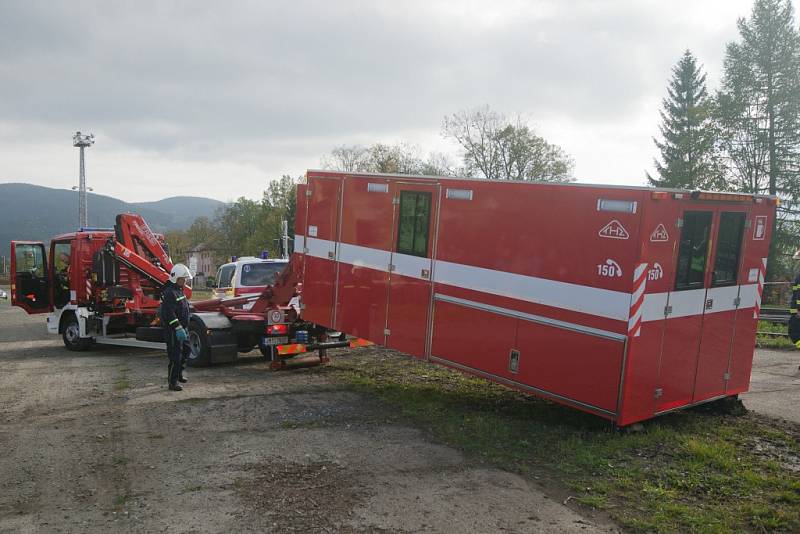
top-left (392, 196), bottom-right (400, 205)
top-left (303, 247), bottom-right (309, 254)
top-left (384, 328), bottom-right (391, 336)
top-left (654, 388), bottom-right (663, 399)
top-left (676, 218), bottom-right (684, 228)
top-left (327, 251), bottom-right (335, 260)
top-left (388, 264), bottom-right (395, 272)
top-left (421, 269), bottom-right (430, 279)
top-left (306, 189), bottom-right (313, 197)
top-left (733, 297), bottom-right (741, 307)
top-left (723, 372), bottom-right (731, 380)
top-left (705, 298), bottom-right (714, 310)
top-left (664, 305), bottom-right (673, 316)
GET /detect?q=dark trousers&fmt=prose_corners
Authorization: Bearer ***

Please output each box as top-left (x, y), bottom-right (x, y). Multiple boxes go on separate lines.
top-left (790, 315), bottom-right (800, 347)
top-left (166, 330), bottom-right (189, 385)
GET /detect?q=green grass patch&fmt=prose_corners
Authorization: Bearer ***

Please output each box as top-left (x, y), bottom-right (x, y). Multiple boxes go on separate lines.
top-left (114, 367), bottom-right (131, 391)
top-left (112, 493), bottom-right (129, 511)
top-left (326, 350), bottom-right (800, 533)
top-left (756, 321), bottom-right (795, 349)
top-left (112, 456), bottom-right (130, 466)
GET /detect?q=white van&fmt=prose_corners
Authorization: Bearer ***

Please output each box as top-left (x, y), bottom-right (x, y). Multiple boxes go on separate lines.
top-left (214, 257), bottom-right (289, 299)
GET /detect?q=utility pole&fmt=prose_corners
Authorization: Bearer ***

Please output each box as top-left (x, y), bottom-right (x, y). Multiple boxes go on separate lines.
top-left (72, 131), bottom-right (95, 228)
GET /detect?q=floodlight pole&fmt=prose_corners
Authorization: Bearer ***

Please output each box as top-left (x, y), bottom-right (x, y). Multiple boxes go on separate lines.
top-left (73, 131), bottom-right (95, 228)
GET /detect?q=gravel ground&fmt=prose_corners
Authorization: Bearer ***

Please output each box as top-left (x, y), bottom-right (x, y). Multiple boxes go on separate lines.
top-left (0, 295), bottom-right (616, 533)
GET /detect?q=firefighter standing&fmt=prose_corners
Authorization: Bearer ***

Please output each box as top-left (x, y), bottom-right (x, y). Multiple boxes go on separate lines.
top-left (790, 249), bottom-right (800, 356)
top-left (160, 264), bottom-right (193, 391)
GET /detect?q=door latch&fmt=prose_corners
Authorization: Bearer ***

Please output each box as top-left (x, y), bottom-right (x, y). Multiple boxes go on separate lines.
top-left (421, 269), bottom-right (430, 279)
top-left (705, 298), bottom-right (714, 310)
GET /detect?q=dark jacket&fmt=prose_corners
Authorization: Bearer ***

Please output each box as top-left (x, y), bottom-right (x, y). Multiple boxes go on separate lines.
top-left (791, 272), bottom-right (800, 315)
top-left (160, 281), bottom-right (190, 331)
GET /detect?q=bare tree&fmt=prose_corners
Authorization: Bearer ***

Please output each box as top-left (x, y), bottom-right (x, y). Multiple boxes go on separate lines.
top-left (442, 106), bottom-right (574, 182)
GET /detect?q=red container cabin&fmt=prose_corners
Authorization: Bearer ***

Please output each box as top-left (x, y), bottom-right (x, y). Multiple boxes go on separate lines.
top-left (294, 170), bottom-right (776, 426)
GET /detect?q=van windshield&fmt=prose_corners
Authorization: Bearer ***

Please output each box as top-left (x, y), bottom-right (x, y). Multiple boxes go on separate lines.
top-left (217, 265), bottom-right (235, 288)
top-left (241, 263), bottom-right (286, 287)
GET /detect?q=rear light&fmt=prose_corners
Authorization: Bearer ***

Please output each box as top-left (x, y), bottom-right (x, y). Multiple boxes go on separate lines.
top-left (651, 191), bottom-right (669, 200)
top-left (266, 324), bottom-right (288, 335)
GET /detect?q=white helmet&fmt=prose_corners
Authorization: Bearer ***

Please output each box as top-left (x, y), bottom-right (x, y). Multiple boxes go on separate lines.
top-left (793, 249), bottom-right (800, 261)
top-left (168, 263), bottom-right (193, 283)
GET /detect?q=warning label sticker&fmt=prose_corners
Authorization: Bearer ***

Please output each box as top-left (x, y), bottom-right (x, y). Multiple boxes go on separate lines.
top-left (599, 220), bottom-right (630, 240)
top-left (650, 223), bottom-right (669, 242)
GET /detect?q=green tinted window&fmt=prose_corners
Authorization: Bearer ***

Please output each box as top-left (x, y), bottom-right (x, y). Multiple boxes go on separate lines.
top-left (712, 212), bottom-right (746, 287)
top-left (396, 191), bottom-right (432, 257)
top-left (675, 211), bottom-right (712, 290)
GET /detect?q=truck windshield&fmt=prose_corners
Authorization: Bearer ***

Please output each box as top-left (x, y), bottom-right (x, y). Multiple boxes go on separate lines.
top-left (241, 263), bottom-right (286, 286)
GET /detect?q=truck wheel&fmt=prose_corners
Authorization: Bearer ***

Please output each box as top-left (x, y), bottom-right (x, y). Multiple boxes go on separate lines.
top-left (62, 314), bottom-right (92, 351)
top-left (187, 322), bottom-right (212, 367)
top-left (260, 345), bottom-right (276, 361)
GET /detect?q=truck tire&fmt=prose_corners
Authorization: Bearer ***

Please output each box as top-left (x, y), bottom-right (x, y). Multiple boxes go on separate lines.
top-left (62, 313), bottom-right (92, 351)
top-left (187, 321), bottom-right (212, 367)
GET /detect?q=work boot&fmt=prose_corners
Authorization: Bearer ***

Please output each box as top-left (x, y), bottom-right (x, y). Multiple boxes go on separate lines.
top-left (178, 375), bottom-right (188, 383)
top-left (168, 383), bottom-right (183, 392)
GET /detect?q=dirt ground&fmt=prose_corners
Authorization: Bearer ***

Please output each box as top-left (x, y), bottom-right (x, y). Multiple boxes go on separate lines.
top-left (0, 297), bottom-right (618, 533)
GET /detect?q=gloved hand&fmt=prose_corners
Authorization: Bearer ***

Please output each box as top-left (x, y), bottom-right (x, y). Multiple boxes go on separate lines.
top-left (175, 327), bottom-right (188, 343)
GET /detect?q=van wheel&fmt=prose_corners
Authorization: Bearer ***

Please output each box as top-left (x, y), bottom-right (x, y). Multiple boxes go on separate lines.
top-left (187, 322), bottom-right (212, 367)
top-left (62, 314), bottom-right (92, 351)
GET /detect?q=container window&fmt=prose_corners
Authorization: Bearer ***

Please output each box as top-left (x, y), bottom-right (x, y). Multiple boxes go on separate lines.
top-left (675, 211), bottom-right (712, 290)
top-left (711, 212), bottom-right (746, 287)
top-left (396, 191), bottom-right (432, 257)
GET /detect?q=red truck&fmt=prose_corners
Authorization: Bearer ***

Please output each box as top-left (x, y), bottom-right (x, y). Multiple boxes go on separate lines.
top-left (10, 213), bottom-right (346, 368)
top-left (293, 170), bottom-right (777, 426)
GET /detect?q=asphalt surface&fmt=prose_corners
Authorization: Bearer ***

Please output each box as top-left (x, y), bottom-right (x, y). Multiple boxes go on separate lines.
top-left (742, 347), bottom-right (800, 424)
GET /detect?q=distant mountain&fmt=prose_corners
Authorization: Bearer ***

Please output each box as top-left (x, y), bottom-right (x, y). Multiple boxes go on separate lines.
top-left (0, 183), bottom-right (226, 250)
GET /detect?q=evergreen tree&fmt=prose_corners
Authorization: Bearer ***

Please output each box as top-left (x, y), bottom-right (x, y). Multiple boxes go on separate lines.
top-left (716, 0), bottom-right (800, 279)
top-left (648, 50), bottom-right (722, 189)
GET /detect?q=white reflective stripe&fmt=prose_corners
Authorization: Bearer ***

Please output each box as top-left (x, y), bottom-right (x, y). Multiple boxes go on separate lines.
top-left (392, 252), bottom-right (430, 279)
top-left (305, 236), bottom-right (333, 259)
top-left (338, 242), bottom-right (390, 271)
top-left (642, 284), bottom-right (760, 322)
top-left (705, 285), bottom-right (740, 314)
top-left (434, 259), bottom-right (630, 321)
top-left (641, 292), bottom-right (669, 322)
top-left (739, 283), bottom-right (759, 308)
top-left (295, 234), bottom-right (305, 252)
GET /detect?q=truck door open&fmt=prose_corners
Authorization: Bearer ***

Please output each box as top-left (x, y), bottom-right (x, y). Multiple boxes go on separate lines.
top-left (10, 241), bottom-right (51, 314)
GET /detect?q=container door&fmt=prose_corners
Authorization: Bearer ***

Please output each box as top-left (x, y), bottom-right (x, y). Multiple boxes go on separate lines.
top-left (301, 177), bottom-right (342, 329)
top-left (333, 177), bottom-right (395, 343)
top-left (10, 241), bottom-right (51, 314)
top-left (692, 209), bottom-right (748, 402)
top-left (385, 183), bottom-right (439, 356)
top-left (656, 211), bottom-right (713, 413)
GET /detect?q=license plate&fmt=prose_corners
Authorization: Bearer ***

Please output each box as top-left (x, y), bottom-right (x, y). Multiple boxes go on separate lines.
top-left (262, 336), bottom-right (288, 347)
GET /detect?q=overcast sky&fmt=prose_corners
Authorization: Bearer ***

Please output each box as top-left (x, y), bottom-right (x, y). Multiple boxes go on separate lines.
top-left (0, 0), bottom-right (769, 202)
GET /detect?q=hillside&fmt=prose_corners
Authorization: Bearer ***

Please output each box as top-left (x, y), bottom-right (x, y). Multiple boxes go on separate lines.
top-left (0, 183), bottom-right (225, 250)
